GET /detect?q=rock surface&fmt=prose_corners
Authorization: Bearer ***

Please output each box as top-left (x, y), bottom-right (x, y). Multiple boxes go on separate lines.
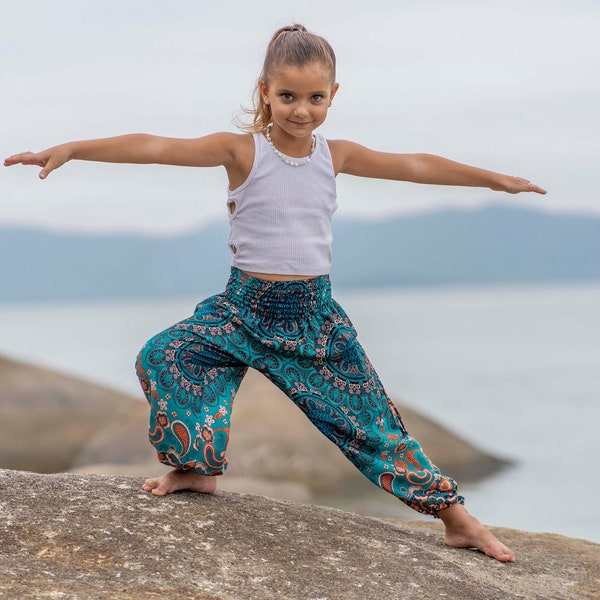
top-left (0, 355), bottom-right (133, 472)
top-left (0, 469), bottom-right (597, 600)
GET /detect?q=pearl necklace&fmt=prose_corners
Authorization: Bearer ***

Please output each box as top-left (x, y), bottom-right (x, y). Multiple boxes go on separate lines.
top-left (264, 124), bottom-right (316, 167)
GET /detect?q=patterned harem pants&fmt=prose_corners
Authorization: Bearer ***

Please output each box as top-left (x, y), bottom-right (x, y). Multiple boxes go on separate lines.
top-left (136, 267), bottom-right (464, 515)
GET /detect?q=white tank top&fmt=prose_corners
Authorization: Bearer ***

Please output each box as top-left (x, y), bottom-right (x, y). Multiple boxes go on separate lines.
top-left (227, 131), bottom-right (338, 276)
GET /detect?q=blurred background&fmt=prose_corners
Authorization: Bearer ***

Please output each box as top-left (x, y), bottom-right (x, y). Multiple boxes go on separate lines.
top-left (1, 1), bottom-right (599, 543)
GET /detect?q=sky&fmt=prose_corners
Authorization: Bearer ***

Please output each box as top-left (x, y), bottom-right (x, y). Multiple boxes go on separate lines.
top-left (1, 0), bottom-right (599, 234)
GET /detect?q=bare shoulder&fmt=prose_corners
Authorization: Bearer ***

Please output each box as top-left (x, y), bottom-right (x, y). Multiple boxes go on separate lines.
top-left (226, 131), bottom-right (254, 156)
top-left (326, 138), bottom-right (414, 180)
top-left (326, 139), bottom-right (372, 176)
top-left (175, 131), bottom-right (253, 168)
top-left (198, 131), bottom-right (252, 153)
top-left (221, 132), bottom-right (255, 189)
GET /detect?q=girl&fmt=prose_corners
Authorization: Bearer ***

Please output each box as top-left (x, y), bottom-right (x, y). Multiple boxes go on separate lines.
top-left (4, 24), bottom-right (545, 563)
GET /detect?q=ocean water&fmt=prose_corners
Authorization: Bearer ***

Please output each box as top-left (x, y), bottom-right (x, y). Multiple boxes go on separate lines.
top-left (0, 282), bottom-right (598, 543)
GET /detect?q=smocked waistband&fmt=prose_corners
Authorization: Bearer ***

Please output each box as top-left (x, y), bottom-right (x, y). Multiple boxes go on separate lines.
top-left (224, 267), bottom-right (331, 318)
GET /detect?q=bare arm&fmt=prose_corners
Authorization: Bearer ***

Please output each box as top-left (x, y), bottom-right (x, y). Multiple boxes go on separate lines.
top-left (4, 132), bottom-right (241, 179)
top-left (328, 140), bottom-right (546, 195)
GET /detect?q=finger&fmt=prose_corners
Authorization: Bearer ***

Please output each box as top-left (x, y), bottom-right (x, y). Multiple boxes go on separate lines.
top-left (519, 178), bottom-right (546, 195)
top-left (529, 183), bottom-right (547, 195)
top-left (4, 153), bottom-right (30, 166)
top-left (4, 152), bottom-right (44, 167)
top-left (39, 160), bottom-right (56, 179)
top-left (513, 176), bottom-right (546, 195)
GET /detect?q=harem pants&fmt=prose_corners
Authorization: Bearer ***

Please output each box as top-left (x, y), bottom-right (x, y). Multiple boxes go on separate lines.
top-left (136, 267), bottom-right (464, 515)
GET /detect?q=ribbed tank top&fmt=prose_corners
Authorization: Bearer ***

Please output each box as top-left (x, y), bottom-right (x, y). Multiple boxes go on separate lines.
top-left (227, 131), bottom-right (338, 276)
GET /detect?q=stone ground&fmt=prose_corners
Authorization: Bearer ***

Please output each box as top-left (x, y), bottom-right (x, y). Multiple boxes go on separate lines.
top-left (1, 469), bottom-right (598, 600)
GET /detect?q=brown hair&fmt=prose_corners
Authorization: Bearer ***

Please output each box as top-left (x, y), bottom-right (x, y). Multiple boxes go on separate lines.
top-left (238, 24), bottom-right (337, 133)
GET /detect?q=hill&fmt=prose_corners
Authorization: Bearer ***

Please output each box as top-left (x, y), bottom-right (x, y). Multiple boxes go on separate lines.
top-left (1, 205), bottom-right (599, 302)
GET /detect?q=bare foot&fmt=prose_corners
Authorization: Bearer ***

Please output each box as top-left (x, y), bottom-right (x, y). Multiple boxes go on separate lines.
top-left (438, 503), bottom-right (516, 563)
top-left (141, 468), bottom-right (218, 497)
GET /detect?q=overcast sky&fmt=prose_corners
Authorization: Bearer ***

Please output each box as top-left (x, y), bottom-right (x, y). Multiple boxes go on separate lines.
top-left (2, 0), bottom-right (599, 233)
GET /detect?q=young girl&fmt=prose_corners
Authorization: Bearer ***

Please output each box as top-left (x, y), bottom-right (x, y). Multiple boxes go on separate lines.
top-left (5, 24), bottom-right (545, 563)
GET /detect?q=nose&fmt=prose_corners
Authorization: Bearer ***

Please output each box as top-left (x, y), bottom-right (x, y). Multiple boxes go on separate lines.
top-left (293, 102), bottom-right (310, 118)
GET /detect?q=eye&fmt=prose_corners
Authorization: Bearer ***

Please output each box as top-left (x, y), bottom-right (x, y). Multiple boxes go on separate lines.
top-left (311, 94), bottom-right (324, 103)
top-left (280, 93), bottom-right (293, 102)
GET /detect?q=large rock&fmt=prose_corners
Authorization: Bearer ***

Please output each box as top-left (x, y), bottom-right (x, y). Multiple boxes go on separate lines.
top-left (0, 355), bottom-right (133, 472)
top-left (0, 469), bottom-right (597, 600)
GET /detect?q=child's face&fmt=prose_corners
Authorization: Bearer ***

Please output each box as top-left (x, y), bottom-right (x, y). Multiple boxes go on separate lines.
top-left (260, 62), bottom-right (339, 140)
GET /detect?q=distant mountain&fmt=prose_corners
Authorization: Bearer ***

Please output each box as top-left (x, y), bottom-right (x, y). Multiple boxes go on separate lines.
top-left (1, 223), bottom-right (230, 302)
top-left (1, 205), bottom-right (599, 302)
top-left (331, 205), bottom-right (600, 288)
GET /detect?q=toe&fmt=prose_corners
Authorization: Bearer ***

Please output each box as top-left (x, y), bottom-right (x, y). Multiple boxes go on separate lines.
top-left (487, 544), bottom-right (515, 562)
top-left (141, 478), bottom-right (160, 493)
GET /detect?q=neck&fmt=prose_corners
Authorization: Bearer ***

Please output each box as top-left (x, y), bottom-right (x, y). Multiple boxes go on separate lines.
top-left (263, 123), bottom-right (317, 168)
top-left (267, 125), bottom-right (314, 157)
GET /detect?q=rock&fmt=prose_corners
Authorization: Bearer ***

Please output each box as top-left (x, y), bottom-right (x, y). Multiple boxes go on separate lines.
top-left (0, 355), bottom-right (134, 472)
top-left (0, 469), bottom-right (597, 600)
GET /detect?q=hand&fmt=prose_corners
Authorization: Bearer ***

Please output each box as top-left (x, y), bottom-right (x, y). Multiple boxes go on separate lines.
top-left (4, 144), bottom-right (72, 179)
top-left (492, 175), bottom-right (547, 195)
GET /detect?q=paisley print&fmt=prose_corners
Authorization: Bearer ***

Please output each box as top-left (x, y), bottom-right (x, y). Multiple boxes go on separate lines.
top-left (136, 267), bottom-right (464, 515)
top-left (327, 326), bottom-right (367, 380)
top-left (171, 420), bottom-right (191, 456)
top-left (294, 395), bottom-right (355, 448)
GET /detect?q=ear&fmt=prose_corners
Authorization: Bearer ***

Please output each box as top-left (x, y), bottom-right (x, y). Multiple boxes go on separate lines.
top-left (258, 79), bottom-right (270, 105)
top-left (329, 82), bottom-right (340, 107)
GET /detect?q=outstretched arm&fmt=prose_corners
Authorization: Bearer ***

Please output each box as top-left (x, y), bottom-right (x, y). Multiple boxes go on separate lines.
top-left (4, 133), bottom-right (240, 179)
top-left (328, 140), bottom-right (546, 194)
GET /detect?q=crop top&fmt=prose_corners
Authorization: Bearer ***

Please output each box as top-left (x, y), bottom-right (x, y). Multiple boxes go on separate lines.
top-left (227, 131), bottom-right (338, 276)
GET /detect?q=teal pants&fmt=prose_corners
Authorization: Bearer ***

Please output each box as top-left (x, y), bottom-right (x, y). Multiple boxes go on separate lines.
top-left (136, 268), bottom-right (464, 515)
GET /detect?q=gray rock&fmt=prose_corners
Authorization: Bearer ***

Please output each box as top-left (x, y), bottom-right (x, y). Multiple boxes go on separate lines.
top-left (0, 469), bottom-right (598, 600)
top-left (0, 355), bottom-right (133, 473)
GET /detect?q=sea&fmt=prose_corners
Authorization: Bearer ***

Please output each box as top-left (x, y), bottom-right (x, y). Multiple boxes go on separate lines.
top-left (0, 282), bottom-right (598, 544)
